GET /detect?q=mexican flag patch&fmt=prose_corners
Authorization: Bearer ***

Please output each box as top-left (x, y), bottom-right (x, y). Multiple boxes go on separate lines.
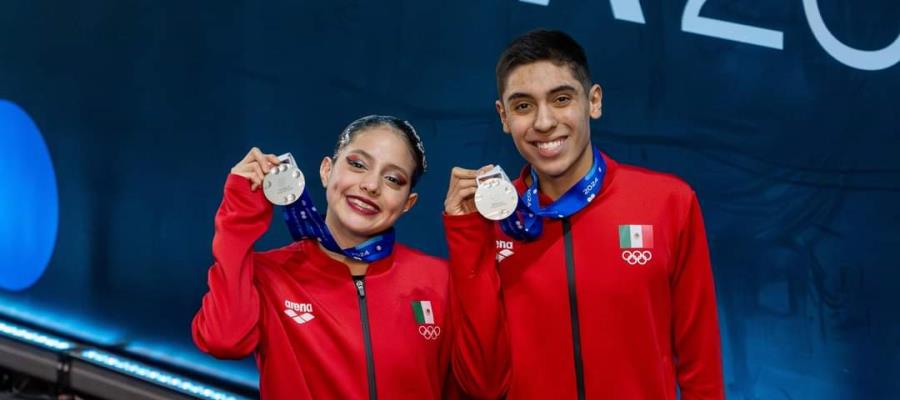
top-left (619, 224), bottom-right (654, 248)
top-left (411, 300), bottom-right (434, 325)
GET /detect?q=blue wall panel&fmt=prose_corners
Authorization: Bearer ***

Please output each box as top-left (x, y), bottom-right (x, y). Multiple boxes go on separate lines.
top-left (1, 1), bottom-right (898, 397)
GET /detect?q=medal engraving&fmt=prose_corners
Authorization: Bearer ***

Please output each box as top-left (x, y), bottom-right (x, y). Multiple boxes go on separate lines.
top-left (263, 152), bottom-right (306, 206)
top-left (474, 166), bottom-right (518, 221)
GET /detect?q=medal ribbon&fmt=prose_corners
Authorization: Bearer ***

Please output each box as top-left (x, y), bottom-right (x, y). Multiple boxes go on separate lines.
top-left (283, 190), bottom-right (395, 262)
top-left (500, 146), bottom-right (606, 241)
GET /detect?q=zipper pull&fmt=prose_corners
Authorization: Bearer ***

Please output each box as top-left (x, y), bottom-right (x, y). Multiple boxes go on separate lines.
top-left (355, 279), bottom-right (366, 298)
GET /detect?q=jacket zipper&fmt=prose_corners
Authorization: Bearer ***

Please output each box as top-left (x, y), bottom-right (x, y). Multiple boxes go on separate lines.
top-left (355, 277), bottom-right (378, 400)
top-left (562, 218), bottom-right (586, 399)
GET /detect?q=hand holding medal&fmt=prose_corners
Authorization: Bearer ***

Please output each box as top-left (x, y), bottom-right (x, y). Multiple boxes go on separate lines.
top-left (444, 164), bottom-right (496, 216)
top-left (230, 147), bottom-right (282, 191)
top-left (262, 153), bottom-right (306, 206)
top-left (473, 166), bottom-right (518, 221)
top-left (446, 147), bottom-right (606, 241)
top-left (238, 148), bottom-right (394, 263)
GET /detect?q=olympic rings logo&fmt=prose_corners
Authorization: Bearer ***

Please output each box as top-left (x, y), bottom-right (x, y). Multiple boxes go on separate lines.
top-left (418, 325), bottom-right (442, 340)
top-left (621, 250), bottom-right (652, 266)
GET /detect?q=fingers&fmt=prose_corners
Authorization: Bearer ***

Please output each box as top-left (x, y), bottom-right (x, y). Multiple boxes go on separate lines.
top-left (452, 186), bottom-right (477, 201)
top-left (477, 164), bottom-right (495, 174)
top-left (232, 147), bottom-right (280, 187)
top-left (451, 166), bottom-right (480, 180)
top-left (249, 147), bottom-right (278, 173)
top-left (249, 161), bottom-right (266, 191)
top-left (238, 147), bottom-right (257, 165)
top-left (448, 165), bottom-right (495, 192)
top-left (445, 164), bottom-right (495, 215)
top-left (267, 154), bottom-right (281, 166)
top-left (443, 185), bottom-right (479, 215)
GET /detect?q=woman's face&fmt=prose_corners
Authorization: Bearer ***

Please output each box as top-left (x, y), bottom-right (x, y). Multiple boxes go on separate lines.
top-left (320, 126), bottom-right (418, 247)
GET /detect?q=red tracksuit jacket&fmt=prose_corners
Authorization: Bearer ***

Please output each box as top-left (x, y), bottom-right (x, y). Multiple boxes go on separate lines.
top-left (192, 175), bottom-right (456, 399)
top-left (445, 153), bottom-right (724, 399)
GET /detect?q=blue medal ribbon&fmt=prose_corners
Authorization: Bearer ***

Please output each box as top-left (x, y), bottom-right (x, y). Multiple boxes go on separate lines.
top-left (283, 190), bottom-right (395, 263)
top-left (500, 146), bottom-right (606, 241)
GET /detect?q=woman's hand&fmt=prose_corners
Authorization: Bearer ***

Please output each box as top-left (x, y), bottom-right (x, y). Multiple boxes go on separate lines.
top-left (231, 147), bottom-right (282, 191)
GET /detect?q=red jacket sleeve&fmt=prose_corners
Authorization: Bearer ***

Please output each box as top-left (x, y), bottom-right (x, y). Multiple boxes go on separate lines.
top-left (671, 193), bottom-right (725, 399)
top-left (444, 213), bottom-right (511, 399)
top-left (191, 174), bottom-right (272, 359)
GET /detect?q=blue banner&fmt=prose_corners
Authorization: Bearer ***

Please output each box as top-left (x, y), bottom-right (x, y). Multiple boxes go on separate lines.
top-left (1, 1), bottom-right (897, 397)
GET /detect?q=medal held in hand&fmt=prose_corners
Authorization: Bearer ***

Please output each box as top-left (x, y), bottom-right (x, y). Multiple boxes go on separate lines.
top-left (474, 165), bottom-right (519, 221)
top-left (263, 153), bottom-right (306, 206)
top-left (261, 150), bottom-right (395, 262)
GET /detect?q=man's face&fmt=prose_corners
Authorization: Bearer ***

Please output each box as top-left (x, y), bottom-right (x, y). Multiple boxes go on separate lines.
top-left (496, 60), bottom-right (602, 184)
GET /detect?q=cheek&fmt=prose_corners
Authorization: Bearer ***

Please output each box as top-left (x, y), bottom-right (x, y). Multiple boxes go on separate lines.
top-left (325, 174), bottom-right (352, 199)
top-left (507, 121), bottom-right (532, 142)
top-left (563, 110), bottom-right (590, 133)
top-left (328, 169), bottom-right (354, 188)
top-left (381, 192), bottom-right (410, 214)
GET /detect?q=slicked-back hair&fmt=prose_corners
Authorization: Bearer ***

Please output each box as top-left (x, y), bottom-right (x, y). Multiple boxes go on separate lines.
top-left (333, 115), bottom-right (427, 188)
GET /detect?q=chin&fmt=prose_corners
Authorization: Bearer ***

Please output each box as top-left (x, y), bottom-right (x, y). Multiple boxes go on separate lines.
top-left (341, 218), bottom-right (379, 236)
top-left (527, 156), bottom-right (571, 178)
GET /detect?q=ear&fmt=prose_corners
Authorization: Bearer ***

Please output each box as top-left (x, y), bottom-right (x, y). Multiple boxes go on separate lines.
top-left (589, 83), bottom-right (603, 119)
top-left (402, 192), bottom-right (419, 213)
top-left (319, 156), bottom-right (333, 188)
top-left (495, 100), bottom-right (510, 134)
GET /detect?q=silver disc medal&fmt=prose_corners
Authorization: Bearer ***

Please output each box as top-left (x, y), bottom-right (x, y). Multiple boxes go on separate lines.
top-left (474, 166), bottom-right (519, 221)
top-left (263, 152), bottom-right (306, 206)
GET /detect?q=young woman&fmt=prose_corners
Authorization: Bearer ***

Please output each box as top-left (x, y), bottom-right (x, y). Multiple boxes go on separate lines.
top-left (192, 116), bottom-right (456, 399)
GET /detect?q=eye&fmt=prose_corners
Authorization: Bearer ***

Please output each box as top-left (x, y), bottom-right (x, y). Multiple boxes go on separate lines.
top-left (513, 102), bottom-right (532, 112)
top-left (385, 175), bottom-right (407, 186)
top-left (555, 95), bottom-right (572, 105)
top-left (346, 157), bottom-right (365, 169)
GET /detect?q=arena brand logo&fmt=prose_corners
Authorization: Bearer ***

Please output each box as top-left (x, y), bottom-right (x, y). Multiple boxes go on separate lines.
top-left (496, 240), bottom-right (515, 262)
top-left (284, 299), bottom-right (315, 325)
top-left (0, 100), bottom-right (58, 291)
top-left (521, 0), bottom-right (900, 71)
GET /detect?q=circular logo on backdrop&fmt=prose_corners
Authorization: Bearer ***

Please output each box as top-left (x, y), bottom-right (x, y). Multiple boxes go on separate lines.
top-left (0, 100), bottom-right (58, 291)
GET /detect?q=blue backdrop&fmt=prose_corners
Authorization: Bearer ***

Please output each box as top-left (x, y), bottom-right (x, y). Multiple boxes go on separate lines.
top-left (1, 1), bottom-right (898, 398)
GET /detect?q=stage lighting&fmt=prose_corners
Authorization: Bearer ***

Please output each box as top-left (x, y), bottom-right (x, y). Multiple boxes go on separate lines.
top-left (70, 349), bottom-right (248, 400)
top-left (0, 318), bottom-right (251, 400)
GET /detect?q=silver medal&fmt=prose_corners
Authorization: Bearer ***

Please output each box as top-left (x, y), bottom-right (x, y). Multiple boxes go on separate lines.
top-left (474, 166), bottom-right (518, 221)
top-left (263, 152), bottom-right (306, 206)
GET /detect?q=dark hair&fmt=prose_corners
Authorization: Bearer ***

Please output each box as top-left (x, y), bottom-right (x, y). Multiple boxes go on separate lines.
top-left (333, 115), bottom-right (427, 188)
top-left (495, 29), bottom-right (592, 98)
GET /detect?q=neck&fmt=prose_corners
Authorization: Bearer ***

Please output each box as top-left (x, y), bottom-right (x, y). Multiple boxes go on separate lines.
top-left (324, 212), bottom-right (370, 249)
top-left (323, 213), bottom-right (371, 276)
top-left (533, 144), bottom-right (594, 201)
top-left (319, 244), bottom-right (370, 275)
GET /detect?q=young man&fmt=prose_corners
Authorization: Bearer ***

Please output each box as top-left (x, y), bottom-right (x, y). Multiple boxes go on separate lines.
top-left (444, 30), bottom-right (724, 399)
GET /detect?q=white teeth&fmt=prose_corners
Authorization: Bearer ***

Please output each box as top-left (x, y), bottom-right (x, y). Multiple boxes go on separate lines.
top-left (536, 138), bottom-right (565, 150)
top-left (349, 197), bottom-right (377, 212)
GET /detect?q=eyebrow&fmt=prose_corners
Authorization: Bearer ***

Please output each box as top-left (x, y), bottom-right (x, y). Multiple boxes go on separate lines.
top-left (347, 149), bottom-right (410, 178)
top-left (505, 84), bottom-right (580, 103)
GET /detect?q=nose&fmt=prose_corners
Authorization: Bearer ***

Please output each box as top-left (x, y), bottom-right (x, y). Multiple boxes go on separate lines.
top-left (533, 103), bottom-right (558, 133)
top-left (359, 173), bottom-right (380, 196)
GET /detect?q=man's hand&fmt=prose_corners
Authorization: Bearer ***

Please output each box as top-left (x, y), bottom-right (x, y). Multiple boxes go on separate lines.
top-left (444, 165), bottom-right (494, 216)
top-left (231, 147), bottom-right (282, 191)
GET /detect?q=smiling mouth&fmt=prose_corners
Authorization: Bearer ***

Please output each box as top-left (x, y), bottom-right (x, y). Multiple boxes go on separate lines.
top-left (532, 137), bottom-right (567, 156)
top-left (346, 195), bottom-right (380, 215)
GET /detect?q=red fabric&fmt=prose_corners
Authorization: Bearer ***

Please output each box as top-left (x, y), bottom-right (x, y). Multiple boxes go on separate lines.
top-left (446, 154), bottom-right (724, 399)
top-left (193, 174), bottom-right (457, 399)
